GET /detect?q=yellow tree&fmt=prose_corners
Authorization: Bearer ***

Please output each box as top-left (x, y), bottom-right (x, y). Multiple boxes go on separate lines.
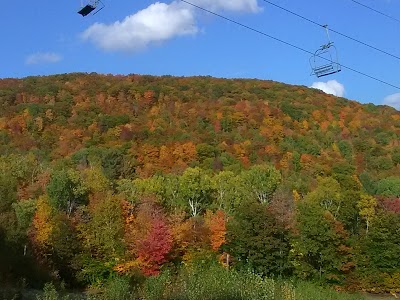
top-left (357, 194), bottom-right (377, 234)
top-left (30, 195), bottom-right (53, 249)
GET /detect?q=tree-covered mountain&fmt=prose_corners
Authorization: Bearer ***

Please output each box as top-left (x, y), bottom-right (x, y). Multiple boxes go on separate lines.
top-left (0, 73), bottom-right (399, 295)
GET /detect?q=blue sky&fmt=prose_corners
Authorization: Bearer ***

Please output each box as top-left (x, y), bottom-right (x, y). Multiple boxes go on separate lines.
top-left (1, 0), bottom-right (399, 109)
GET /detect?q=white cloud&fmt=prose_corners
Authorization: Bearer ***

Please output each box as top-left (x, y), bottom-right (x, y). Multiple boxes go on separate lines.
top-left (191, 0), bottom-right (261, 13)
top-left (81, 2), bottom-right (198, 52)
top-left (82, 0), bottom-right (261, 52)
top-left (311, 80), bottom-right (345, 97)
top-left (383, 93), bottom-right (400, 110)
top-left (26, 52), bottom-right (62, 65)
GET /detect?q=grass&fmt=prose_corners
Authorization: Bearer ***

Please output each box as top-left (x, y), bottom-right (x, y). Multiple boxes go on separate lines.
top-left (35, 265), bottom-right (377, 300)
top-left (136, 264), bottom-right (367, 300)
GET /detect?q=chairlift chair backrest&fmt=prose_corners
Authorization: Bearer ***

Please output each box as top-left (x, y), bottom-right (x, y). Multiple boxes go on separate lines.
top-left (78, 0), bottom-right (104, 16)
top-left (310, 43), bottom-right (341, 78)
top-left (78, 4), bottom-right (96, 16)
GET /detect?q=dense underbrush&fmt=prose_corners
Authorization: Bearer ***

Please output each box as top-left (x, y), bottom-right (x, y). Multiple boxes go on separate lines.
top-left (34, 264), bottom-right (366, 300)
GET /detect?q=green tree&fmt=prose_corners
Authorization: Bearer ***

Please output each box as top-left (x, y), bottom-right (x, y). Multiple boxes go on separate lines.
top-left (178, 168), bottom-right (213, 217)
top-left (375, 177), bottom-right (400, 197)
top-left (337, 190), bottom-right (361, 234)
top-left (362, 212), bottom-right (400, 273)
top-left (100, 148), bottom-right (124, 180)
top-left (0, 172), bottom-right (17, 213)
top-left (226, 202), bottom-right (291, 276)
top-left (392, 147), bottom-right (400, 165)
top-left (241, 164), bottom-right (281, 204)
top-left (86, 195), bottom-right (124, 258)
top-left (359, 172), bottom-right (377, 195)
top-left (11, 198), bottom-right (37, 247)
top-left (0, 153), bottom-right (38, 183)
top-left (304, 177), bottom-right (342, 219)
top-left (196, 143), bottom-right (218, 162)
top-left (77, 194), bottom-right (124, 284)
top-left (46, 169), bottom-right (88, 216)
top-left (211, 171), bottom-right (245, 213)
top-left (337, 140), bottom-right (353, 160)
top-left (291, 202), bottom-right (353, 282)
top-left (49, 212), bottom-right (82, 285)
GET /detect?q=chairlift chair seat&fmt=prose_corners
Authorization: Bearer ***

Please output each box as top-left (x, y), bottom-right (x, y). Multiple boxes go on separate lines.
top-left (310, 43), bottom-right (341, 78)
top-left (78, 4), bottom-right (96, 16)
top-left (314, 64), bottom-right (340, 78)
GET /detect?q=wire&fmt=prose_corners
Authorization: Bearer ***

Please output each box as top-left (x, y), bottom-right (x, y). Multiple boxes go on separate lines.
top-left (350, 0), bottom-right (400, 24)
top-left (261, 0), bottom-right (400, 61)
top-left (180, 0), bottom-right (400, 90)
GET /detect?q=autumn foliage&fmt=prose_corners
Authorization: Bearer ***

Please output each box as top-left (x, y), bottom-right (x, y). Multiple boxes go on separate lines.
top-left (0, 73), bottom-right (399, 293)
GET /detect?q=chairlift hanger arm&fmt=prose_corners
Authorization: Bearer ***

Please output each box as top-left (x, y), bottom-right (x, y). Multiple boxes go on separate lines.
top-left (323, 25), bottom-right (331, 44)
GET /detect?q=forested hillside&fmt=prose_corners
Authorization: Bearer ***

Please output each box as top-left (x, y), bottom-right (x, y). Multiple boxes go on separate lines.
top-left (0, 73), bottom-right (399, 297)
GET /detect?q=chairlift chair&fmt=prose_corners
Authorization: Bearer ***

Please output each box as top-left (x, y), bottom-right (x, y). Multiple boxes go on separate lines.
top-left (78, 0), bottom-right (105, 16)
top-left (310, 25), bottom-right (341, 78)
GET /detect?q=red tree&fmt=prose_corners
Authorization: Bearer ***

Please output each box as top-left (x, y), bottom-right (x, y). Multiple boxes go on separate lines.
top-left (382, 197), bottom-right (400, 214)
top-left (137, 214), bottom-right (173, 276)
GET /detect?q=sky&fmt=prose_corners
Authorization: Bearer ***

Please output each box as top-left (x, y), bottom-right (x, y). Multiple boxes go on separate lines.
top-left (1, 0), bottom-right (399, 110)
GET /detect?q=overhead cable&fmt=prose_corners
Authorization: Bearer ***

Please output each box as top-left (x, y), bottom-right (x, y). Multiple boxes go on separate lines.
top-left (261, 0), bottom-right (400, 61)
top-left (180, 0), bottom-right (400, 90)
top-left (350, 0), bottom-right (400, 24)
